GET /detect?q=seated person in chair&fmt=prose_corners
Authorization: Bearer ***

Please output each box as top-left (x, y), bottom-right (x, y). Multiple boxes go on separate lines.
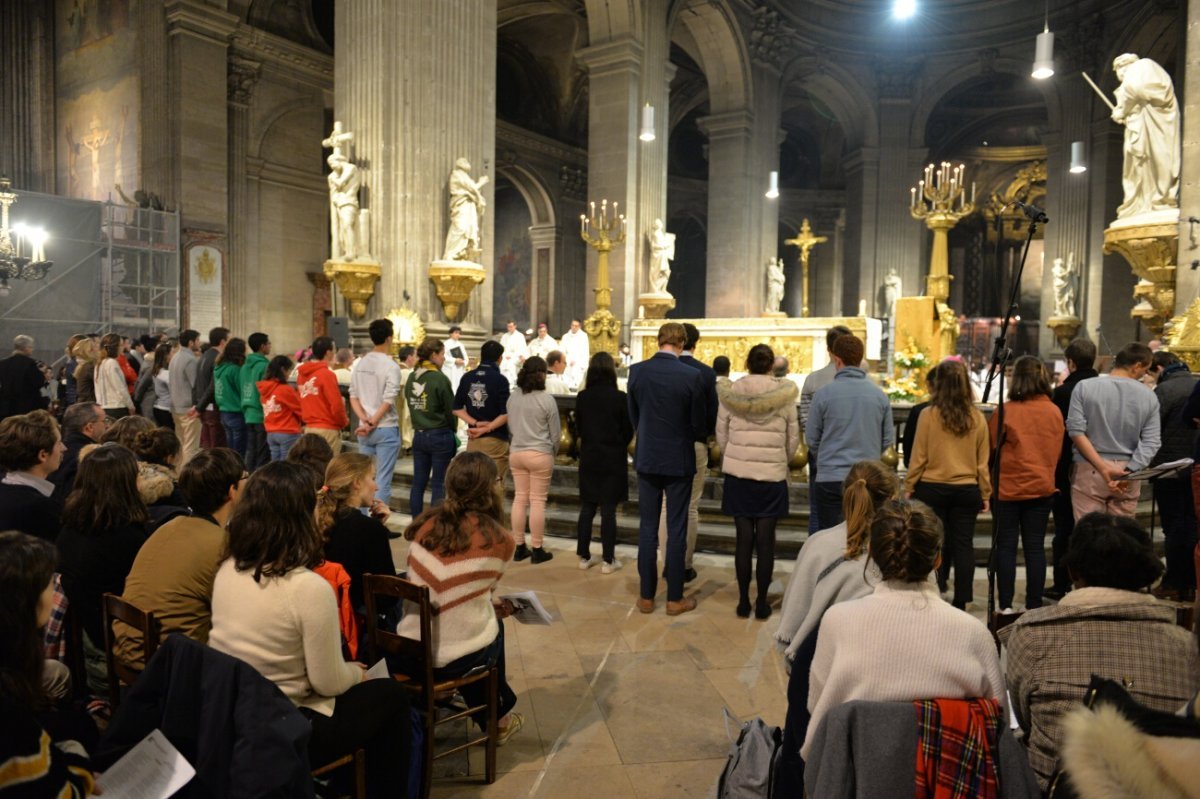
top-left (208, 461), bottom-right (411, 796)
top-left (400, 450), bottom-right (523, 744)
top-left (802, 499), bottom-right (1004, 760)
top-left (999, 512), bottom-right (1200, 790)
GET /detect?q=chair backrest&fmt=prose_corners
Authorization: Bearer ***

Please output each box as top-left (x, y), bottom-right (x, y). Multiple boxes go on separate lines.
top-left (363, 573), bottom-right (436, 693)
top-left (102, 593), bottom-right (160, 709)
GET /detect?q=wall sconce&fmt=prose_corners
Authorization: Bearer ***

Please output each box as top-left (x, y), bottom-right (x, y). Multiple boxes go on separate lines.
top-left (766, 170), bottom-right (779, 199)
top-left (639, 104), bottom-right (655, 142)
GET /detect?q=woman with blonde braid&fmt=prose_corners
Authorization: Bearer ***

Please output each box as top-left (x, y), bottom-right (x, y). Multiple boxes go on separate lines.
top-left (776, 460), bottom-right (898, 658)
top-left (316, 452), bottom-right (396, 612)
top-left (801, 500), bottom-right (1003, 760)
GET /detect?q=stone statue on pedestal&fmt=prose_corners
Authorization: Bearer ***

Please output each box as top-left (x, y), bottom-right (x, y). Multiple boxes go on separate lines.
top-left (646, 218), bottom-right (675, 295)
top-left (765, 257), bottom-right (786, 314)
top-left (327, 153), bottom-right (362, 261)
top-left (1052, 254), bottom-right (1078, 318)
top-left (1110, 53), bottom-right (1180, 219)
top-left (882, 267), bottom-right (902, 318)
top-left (442, 158), bottom-right (489, 262)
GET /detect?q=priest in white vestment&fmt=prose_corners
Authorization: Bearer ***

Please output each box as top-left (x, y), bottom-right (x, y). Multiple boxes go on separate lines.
top-left (559, 319), bottom-right (590, 390)
top-left (499, 320), bottom-right (528, 384)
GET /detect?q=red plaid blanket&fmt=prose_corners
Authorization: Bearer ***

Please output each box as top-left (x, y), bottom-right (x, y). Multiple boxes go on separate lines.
top-left (914, 698), bottom-right (1002, 799)
top-left (42, 573), bottom-right (68, 660)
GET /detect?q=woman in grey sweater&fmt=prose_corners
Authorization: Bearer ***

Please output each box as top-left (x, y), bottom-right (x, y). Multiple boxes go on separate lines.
top-left (506, 356), bottom-right (560, 563)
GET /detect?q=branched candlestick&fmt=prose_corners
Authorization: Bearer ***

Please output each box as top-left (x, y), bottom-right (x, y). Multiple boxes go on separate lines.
top-left (579, 199), bottom-right (626, 356)
top-left (910, 162), bottom-right (975, 303)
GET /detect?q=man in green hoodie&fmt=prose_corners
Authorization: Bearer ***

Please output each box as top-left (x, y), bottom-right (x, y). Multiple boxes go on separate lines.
top-left (241, 332), bottom-right (272, 471)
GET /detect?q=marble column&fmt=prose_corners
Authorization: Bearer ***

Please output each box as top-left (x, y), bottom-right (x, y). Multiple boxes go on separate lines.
top-left (1176, 0), bottom-right (1200, 315)
top-left (843, 147), bottom-right (880, 316)
top-left (635, 0), bottom-right (672, 302)
top-left (0, 0), bottom-right (54, 192)
top-left (335, 0), bottom-right (496, 333)
top-left (698, 110), bottom-right (757, 317)
top-left (227, 57), bottom-right (260, 335)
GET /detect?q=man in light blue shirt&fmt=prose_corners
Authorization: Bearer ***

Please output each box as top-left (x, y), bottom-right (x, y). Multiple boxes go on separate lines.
top-left (350, 318), bottom-right (403, 506)
top-left (807, 333), bottom-right (893, 527)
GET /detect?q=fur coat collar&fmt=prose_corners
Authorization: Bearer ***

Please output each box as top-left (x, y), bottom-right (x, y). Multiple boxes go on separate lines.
top-left (717, 374), bottom-right (798, 419)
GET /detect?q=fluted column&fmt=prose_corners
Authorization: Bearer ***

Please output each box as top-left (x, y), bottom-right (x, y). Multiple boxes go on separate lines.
top-left (843, 147), bottom-right (880, 316)
top-left (335, 0), bottom-right (496, 332)
top-left (227, 57), bottom-right (260, 334)
top-left (1176, 0), bottom-right (1200, 315)
top-left (0, 0), bottom-right (54, 192)
top-left (698, 110), bottom-right (757, 317)
top-left (634, 0), bottom-right (672, 301)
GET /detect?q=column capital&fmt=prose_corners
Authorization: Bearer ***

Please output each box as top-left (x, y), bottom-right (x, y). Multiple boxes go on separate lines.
top-left (576, 37), bottom-right (643, 77)
top-left (227, 56), bottom-right (261, 107)
top-left (696, 109), bottom-right (755, 140)
top-left (166, 0), bottom-right (239, 43)
top-left (528, 223), bottom-right (558, 248)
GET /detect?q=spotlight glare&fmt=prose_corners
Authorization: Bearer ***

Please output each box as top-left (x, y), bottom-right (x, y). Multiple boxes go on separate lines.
top-left (893, 0), bottom-right (916, 20)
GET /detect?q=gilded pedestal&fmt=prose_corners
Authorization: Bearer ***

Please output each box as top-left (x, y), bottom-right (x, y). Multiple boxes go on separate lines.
top-left (1166, 297), bottom-right (1200, 371)
top-left (1046, 315), bottom-right (1083, 349)
top-left (428, 260), bottom-right (485, 322)
top-left (323, 258), bottom-right (382, 320)
top-left (638, 293), bottom-right (675, 320)
top-left (1103, 215), bottom-right (1179, 336)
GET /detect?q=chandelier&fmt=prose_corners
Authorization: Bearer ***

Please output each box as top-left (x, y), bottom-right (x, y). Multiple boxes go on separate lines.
top-left (0, 177), bottom-right (52, 297)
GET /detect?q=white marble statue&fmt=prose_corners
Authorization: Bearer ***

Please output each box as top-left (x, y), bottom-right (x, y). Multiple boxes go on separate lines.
top-left (882, 267), bottom-right (902, 318)
top-left (327, 152), bottom-right (362, 261)
top-left (646, 218), bottom-right (675, 295)
top-left (442, 158), bottom-right (489, 261)
top-left (1052, 254), bottom-right (1077, 318)
top-left (765, 257), bottom-right (786, 314)
top-left (1110, 53), bottom-right (1181, 219)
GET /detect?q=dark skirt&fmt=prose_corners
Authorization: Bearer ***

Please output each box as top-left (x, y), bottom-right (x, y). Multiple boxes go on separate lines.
top-left (722, 473), bottom-right (789, 518)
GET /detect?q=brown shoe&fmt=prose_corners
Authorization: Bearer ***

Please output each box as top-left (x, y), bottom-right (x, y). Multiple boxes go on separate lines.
top-left (636, 597), bottom-right (654, 614)
top-left (665, 597), bottom-right (697, 616)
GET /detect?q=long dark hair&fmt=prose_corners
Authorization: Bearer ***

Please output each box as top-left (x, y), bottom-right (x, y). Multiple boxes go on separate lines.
top-left (226, 461), bottom-right (324, 582)
top-left (265, 355), bottom-right (293, 383)
top-left (516, 356), bottom-right (547, 393)
top-left (929, 359), bottom-right (976, 437)
top-left (62, 443), bottom-right (148, 532)
top-left (583, 351), bottom-right (617, 390)
top-left (217, 337), bottom-right (247, 367)
top-left (151, 342), bottom-right (174, 376)
top-left (0, 531), bottom-right (58, 709)
top-left (404, 451), bottom-right (509, 556)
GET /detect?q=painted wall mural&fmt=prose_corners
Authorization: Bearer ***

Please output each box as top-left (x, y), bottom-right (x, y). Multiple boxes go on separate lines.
top-left (492, 179), bottom-right (533, 328)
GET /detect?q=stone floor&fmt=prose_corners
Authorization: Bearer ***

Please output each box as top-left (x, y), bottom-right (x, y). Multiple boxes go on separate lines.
top-left (385, 525), bottom-right (1022, 799)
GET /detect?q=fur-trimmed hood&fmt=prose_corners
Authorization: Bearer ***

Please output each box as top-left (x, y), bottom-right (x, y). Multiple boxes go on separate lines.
top-left (138, 461), bottom-right (178, 505)
top-left (717, 374), bottom-right (799, 420)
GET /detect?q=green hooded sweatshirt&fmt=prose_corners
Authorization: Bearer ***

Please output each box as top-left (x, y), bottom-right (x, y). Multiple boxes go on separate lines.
top-left (241, 351), bottom-right (269, 424)
top-left (214, 361), bottom-right (243, 413)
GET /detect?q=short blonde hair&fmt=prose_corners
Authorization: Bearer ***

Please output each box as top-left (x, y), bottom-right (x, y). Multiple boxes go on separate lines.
top-left (657, 322), bottom-right (686, 349)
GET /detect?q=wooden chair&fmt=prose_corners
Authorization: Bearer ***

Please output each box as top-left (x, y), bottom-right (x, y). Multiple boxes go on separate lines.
top-left (311, 750), bottom-right (366, 799)
top-left (101, 593), bottom-right (160, 711)
top-left (363, 573), bottom-right (499, 799)
top-left (989, 609), bottom-right (1025, 654)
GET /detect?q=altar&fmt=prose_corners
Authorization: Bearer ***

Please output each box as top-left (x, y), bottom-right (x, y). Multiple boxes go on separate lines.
top-left (628, 315), bottom-right (883, 373)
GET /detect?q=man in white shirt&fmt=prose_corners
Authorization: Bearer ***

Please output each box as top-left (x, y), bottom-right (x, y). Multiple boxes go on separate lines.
top-left (349, 318), bottom-right (403, 505)
top-left (396, 345), bottom-right (418, 452)
top-left (528, 323), bottom-right (558, 360)
top-left (544, 351), bottom-right (571, 395)
top-left (559, 318), bottom-right (590, 390)
top-left (499, 320), bottom-right (528, 385)
top-left (441, 326), bottom-right (469, 394)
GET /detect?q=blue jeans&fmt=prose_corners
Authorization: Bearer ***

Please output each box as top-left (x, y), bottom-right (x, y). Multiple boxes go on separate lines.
top-left (267, 431), bottom-right (301, 461)
top-left (358, 425), bottom-right (401, 505)
top-left (993, 495), bottom-right (1053, 609)
top-left (220, 411), bottom-right (247, 459)
top-left (410, 428), bottom-right (455, 516)
top-left (637, 472), bottom-right (692, 602)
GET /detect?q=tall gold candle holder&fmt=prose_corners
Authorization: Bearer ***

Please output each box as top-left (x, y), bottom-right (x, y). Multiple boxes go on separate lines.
top-left (580, 199), bottom-right (626, 356)
top-left (910, 162), bottom-right (976, 355)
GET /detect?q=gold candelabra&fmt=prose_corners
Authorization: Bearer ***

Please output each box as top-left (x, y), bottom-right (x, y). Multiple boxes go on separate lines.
top-left (580, 199), bottom-right (626, 356)
top-left (910, 162), bottom-right (975, 303)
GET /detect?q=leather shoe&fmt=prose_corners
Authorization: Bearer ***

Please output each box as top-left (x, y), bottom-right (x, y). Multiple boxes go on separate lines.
top-left (684, 568), bottom-right (698, 583)
top-left (636, 597), bottom-right (654, 614)
top-left (665, 597), bottom-right (697, 616)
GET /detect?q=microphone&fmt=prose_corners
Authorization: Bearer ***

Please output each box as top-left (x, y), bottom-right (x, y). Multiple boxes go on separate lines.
top-left (1011, 200), bottom-right (1048, 223)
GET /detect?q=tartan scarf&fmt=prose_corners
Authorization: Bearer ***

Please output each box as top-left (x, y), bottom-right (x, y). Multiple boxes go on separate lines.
top-left (914, 698), bottom-right (1002, 799)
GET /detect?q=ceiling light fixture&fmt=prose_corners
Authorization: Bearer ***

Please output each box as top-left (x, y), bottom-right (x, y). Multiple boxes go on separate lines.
top-left (766, 171), bottom-right (779, 199)
top-left (1031, 0), bottom-right (1054, 79)
top-left (639, 104), bottom-right (656, 142)
top-left (1069, 140), bottom-right (1087, 173)
top-left (893, 0), bottom-right (916, 20)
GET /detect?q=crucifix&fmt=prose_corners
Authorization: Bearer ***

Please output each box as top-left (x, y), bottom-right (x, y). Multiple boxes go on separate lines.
top-left (321, 121), bottom-right (354, 158)
top-left (784, 218), bottom-right (827, 318)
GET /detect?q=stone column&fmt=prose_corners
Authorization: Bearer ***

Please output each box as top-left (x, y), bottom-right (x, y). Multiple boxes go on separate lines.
top-left (528, 224), bottom-right (557, 326)
top-left (1176, 0), bottom-right (1200, 316)
top-left (843, 147), bottom-right (880, 316)
top-left (335, 0), bottom-right (496, 333)
top-left (227, 57), bottom-right (260, 335)
top-left (1083, 124), bottom-right (1125, 342)
top-left (0, 0), bottom-right (54, 192)
top-left (698, 110), bottom-right (757, 317)
top-left (634, 0), bottom-right (672, 302)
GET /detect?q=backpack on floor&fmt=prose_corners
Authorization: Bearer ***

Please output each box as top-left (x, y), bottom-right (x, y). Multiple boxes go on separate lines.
top-left (716, 708), bottom-right (783, 799)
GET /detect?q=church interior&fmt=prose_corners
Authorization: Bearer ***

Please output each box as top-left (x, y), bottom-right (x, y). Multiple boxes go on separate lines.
top-left (1, 0), bottom-right (1198, 797)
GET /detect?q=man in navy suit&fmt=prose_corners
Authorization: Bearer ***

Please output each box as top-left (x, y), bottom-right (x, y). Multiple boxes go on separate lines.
top-left (628, 322), bottom-right (707, 615)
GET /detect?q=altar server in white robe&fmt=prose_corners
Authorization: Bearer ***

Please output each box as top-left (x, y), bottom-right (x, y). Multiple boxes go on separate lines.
top-left (560, 319), bottom-right (590, 390)
top-left (499, 320), bottom-right (528, 385)
top-left (528, 323), bottom-right (559, 360)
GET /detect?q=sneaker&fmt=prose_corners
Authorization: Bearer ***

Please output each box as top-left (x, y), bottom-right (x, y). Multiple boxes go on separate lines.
top-left (579, 556), bottom-right (596, 570)
top-left (496, 712), bottom-right (524, 746)
top-left (530, 547), bottom-right (554, 564)
top-left (513, 544), bottom-right (531, 562)
top-left (1000, 607), bottom-right (1019, 615)
top-left (601, 559), bottom-right (621, 575)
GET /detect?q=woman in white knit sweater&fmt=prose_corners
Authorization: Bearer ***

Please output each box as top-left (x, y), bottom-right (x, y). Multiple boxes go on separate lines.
top-left (95, 333), bottom-right (134, 419)
top-left (208, 461), bottom-right (411, 794)
top-left (716, 343), bottom-right (799, 619)
top-left (775, 460), bottom-right (897, 658)
top-left (802, 499), bottom-right (1004, 760)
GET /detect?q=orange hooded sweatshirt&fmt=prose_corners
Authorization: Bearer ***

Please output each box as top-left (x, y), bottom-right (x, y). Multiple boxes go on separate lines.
top-left (257, 379), bottom-right (304, 435)
top-left (296, 360), bottom-right (348, 431)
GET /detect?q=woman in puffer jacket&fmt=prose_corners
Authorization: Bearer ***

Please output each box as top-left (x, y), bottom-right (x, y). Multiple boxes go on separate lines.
top-left (716, 343), bottom-right (799, 619)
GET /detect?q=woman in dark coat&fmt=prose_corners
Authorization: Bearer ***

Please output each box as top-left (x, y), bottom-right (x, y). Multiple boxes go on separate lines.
top-left (574, 352), bottom-right (634, 573)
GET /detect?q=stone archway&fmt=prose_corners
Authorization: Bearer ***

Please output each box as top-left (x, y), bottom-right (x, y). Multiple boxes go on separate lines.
top-left (495, 164), bottom-right (558, 330)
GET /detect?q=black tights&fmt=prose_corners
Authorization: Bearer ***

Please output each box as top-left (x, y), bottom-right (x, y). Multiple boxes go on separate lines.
top-left (734, 516), bottom-right (777, 603)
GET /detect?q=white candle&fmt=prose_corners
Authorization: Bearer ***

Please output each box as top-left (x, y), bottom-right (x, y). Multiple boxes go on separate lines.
top-left (971, 182), bottom-right (976, 205)
top-left (580, 214), bottom-right (586, 235)
top-left (858, 299), bottom-right (867, 316)
top-left (910, 187), bottom-right (916, 209)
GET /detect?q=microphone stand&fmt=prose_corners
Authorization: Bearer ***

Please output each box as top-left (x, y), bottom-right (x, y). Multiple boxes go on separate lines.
top-left (982, 214), bottom-right (1041, 631)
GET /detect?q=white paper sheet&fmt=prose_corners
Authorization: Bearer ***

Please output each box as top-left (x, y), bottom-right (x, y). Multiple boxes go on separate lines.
top-left (96, 729), bottom-right (195, 799)
top-left (499, 590), bottom-right (553, 625)
top-left (365, 658), bottom-right (390, 680)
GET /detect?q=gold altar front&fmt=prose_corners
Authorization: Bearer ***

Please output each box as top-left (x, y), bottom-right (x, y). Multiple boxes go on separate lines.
top-left (893, 296), bottom-right (957, 365)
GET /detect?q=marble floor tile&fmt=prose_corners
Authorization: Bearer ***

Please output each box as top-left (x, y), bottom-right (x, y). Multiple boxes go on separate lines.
top-left (625, 758), bottom-right (729, 799)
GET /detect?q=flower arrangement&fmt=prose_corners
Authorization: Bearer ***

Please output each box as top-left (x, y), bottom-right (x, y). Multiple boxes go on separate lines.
top-left (883, 374), bottom-right (922, 403)
top-left (895, 337), bottom-right (929, 371)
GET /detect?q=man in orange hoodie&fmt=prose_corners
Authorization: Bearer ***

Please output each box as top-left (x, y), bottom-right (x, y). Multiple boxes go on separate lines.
top-left (297, 336), bottom-right (348, 455)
